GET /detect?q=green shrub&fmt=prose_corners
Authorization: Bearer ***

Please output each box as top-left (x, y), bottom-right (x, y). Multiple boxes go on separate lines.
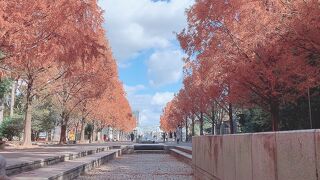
top-left (0, 117), bottom-right (24, 141)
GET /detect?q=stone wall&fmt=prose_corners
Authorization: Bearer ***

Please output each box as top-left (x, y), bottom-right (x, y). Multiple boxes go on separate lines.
top-left (192, 130), bottom-right (320, 180)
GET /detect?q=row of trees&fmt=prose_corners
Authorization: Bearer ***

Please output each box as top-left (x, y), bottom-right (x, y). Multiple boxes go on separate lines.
top-left (0, 0), bottom-right (136, 146)
top-left (161, 0), bottom-right (320, 137)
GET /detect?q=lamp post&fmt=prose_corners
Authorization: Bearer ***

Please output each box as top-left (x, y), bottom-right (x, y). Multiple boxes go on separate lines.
top-left (308, 88), bottom-right (313, 129)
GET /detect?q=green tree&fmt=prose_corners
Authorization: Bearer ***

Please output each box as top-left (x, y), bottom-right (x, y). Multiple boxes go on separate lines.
top-left (85, 124), bottom-right (93, 142)
top-left (0, 78), bottom-right (12, 123)
top-left (238, 108), bottom-right (272, 133)
top-left (32, 98), bottom-right (58, 141)
top-left (0, 78), bottom-right (11, 98)
top-left (280, 88), bottom-right (320, 130)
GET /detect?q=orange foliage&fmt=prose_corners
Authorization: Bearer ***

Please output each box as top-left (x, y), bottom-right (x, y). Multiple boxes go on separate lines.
top-left (1, 0), bottom-right (136, 145)
top-left (162, 0), bottom-right (320, 132)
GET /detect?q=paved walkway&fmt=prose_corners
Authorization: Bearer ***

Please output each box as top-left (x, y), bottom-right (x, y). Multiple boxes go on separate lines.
top-left (77, 153), bottom-right (193, 180)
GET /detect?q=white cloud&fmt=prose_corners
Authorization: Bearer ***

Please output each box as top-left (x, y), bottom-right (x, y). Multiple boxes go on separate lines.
top-left (127, 93), bottom-right (161, 129)
top-left (139, 109), bottom-right (161, 128)
top-left (99, 0), bottom-right (193, 63)
top-left (151, 92), bottom-right (174, 106)
top-left (124, 84), bottom-right (146, 94)
top-left (147, 50), bottom-right (184, 86)
top-left (124, 85), bottom-right (175, 130)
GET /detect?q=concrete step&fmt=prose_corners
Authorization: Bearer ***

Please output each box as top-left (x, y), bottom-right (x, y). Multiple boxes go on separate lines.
top-left (11, 149), bottom-right (121, 180)
top-left (169, 149), bottom-right (192, 165)
top-left (134, 150), bottom-right (165, 154)
top-left (6, 147), bottom-right (108, 176)
top-left (175, 146), bottom-right (192, 155)
top-left (133, 144), bottom-right (164, 151)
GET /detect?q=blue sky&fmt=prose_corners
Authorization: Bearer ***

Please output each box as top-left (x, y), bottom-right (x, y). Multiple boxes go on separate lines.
top-left (99, 0), bottom-right (194, 130)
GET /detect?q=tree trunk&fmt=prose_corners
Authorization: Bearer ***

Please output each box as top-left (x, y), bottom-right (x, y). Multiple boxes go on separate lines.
top-left (80, 118), bottom-right (86, 143)
top-left (46, 131), bottom-right (50, 141)
top-left (60, 124), bottom-right (67, 144)
top-left (22, 100), bottom-right (33, 146)
top-left (270, 100), bottom-right (279, 131)
top-left (59, 112), bottom-right (68, 144)
top-left (200, 112), bottom-right (204, 135)
top-left (99, 130), bottom-right (103, 142)
top-left (93, 129), bottom-right (98, 142)
top-left (116, 130), bottom-right (120, 141)
top-left (211, 123), bottom-right (215, 135)
top-left (179, 126), bottom-right (183, 142)
top-left (0, 98), bottom-right (4, 124)
top-left (22, 79), bottom-right (33, 147)
top-left (216, 123), bottom-right (221, 135)
top-left (211, 105), bottom-right (215, 135)
top-left (185, 118), bottom-right (189, 142)
top-left (229, 103), bottom-right (234, 134)
top-left (10, 80), bottom-right (17, 118)
top-left (93, 125), bottom-right (99, 142)
top-left (91, 123), bottom-right (96, 143)
top-left (75, 120), bottom-right (79, 142)
top-left (191, 116), bottom-right (195, 136)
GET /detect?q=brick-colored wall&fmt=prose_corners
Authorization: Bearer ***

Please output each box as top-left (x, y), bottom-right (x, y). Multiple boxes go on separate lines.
top-left (192, 130), bottom-right (320, 180)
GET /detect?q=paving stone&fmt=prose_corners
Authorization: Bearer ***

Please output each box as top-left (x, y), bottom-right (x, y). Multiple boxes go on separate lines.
top-left (76, 153), bottom-right (193, 180)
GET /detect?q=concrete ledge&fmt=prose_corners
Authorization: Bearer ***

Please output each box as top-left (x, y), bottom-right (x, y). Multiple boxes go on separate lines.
top-left (11, 149), bottom-right (122, 180)
top-left (6, 147), bottom-right (108, 176)
top-left (120, 145), bottom-right (134, 154)
top-left (193, 164), bottom-right (219, 180)
top-left (134, 150), bottom-right (165, 154)
top-left (276, 130), bottom-right (317, 180)
top-left (193, 130), bottom-right (320, 180)
top-left (133, 144), bottom-right (164, 150)
top-left (169, 149), bottom-right (192, 165)
top-left (174, 146), bottom-right (192, 155)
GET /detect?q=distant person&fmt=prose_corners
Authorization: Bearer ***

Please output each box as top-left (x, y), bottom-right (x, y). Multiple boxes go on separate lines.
top-left (162, 133), bottom-right (166, 143)
top-left (176, 127), bottom-right (181, 144)
top-left (130, 133), bottom-right (134, 142)
top-left (169, 132), bottom-right (172, 139)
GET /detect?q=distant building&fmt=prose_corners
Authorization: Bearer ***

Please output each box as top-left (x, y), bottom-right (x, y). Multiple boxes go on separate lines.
top-left (133, 110), bottom-right (140, 127)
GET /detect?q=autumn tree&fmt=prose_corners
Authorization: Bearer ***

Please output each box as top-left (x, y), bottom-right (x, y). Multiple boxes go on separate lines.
top-left (94, 78), bottom-right (136, 134)
top-left (53, 52), bottom-right (115, 144)
top-left (177, 0), bottom-right (320, 131)
top-left (1, 0), bottom-right (106, 146)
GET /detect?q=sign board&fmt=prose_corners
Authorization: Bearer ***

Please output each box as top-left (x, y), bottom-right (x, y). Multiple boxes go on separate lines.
top-left (39, 132), bottom-right (47, 138)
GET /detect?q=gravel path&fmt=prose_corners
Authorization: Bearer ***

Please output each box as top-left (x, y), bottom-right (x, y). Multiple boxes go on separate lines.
top-left (77, 153), bottom-right (193, 180)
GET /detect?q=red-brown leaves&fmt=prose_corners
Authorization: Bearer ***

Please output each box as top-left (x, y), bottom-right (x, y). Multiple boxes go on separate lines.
top-left (161, 0), bottom-right (320, 131)
top-left (1, 0), bottom-right (136, 145)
